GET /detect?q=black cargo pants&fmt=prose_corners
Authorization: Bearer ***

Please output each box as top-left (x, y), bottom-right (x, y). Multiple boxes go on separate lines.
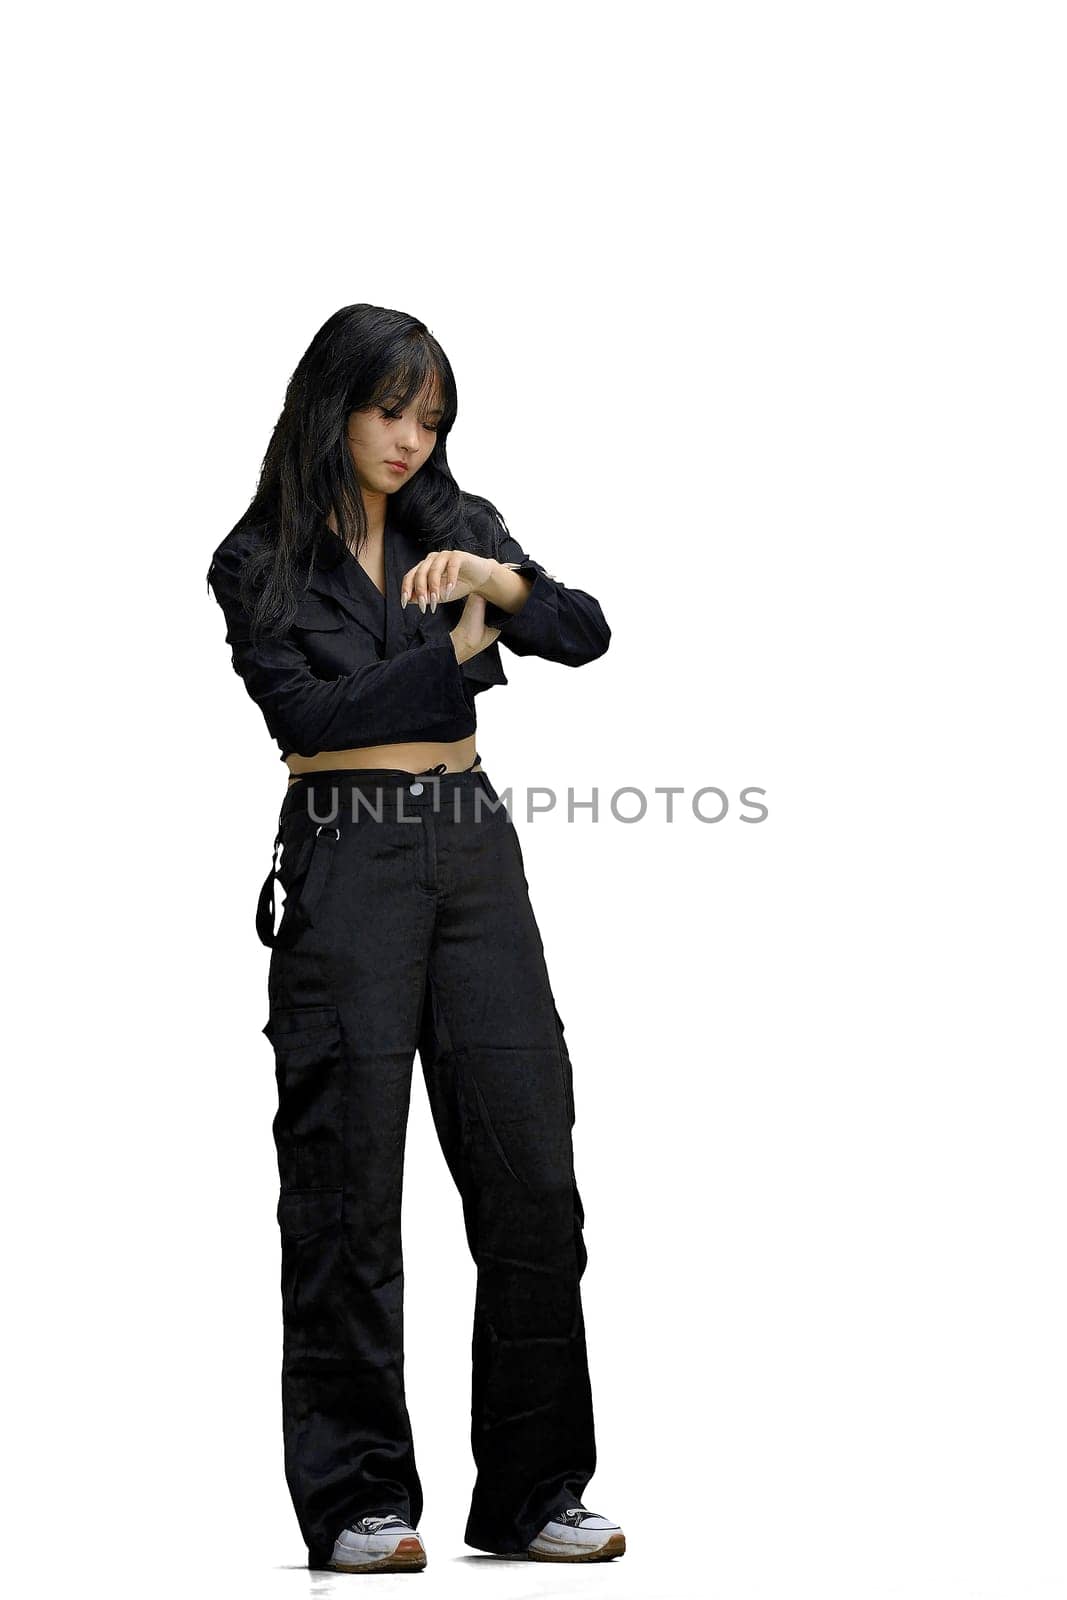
top-left (254, 760), bottom-right (596, 1566)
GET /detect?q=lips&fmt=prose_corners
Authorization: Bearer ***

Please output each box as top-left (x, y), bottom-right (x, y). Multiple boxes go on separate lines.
top-left (385, 460), bottom-right (408, 473)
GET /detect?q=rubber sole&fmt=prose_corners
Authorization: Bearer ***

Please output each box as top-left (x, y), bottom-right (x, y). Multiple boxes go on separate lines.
top-left (326, 1535), bottom-right (427, 1573)
top-left (527, 1531), bottom-right (626, 1562)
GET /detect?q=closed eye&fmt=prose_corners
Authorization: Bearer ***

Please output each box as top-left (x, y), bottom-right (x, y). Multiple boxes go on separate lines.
top-left (380, 406), bottom-right (440, 432)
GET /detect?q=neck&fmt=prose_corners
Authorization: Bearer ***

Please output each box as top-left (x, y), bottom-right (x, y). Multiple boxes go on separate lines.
top-left (327, 496), bottom-right (388, 550)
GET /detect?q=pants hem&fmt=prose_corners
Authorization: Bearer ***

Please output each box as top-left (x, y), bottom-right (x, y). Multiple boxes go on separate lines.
top-left (464, 1493), bottom-right (576, 1556)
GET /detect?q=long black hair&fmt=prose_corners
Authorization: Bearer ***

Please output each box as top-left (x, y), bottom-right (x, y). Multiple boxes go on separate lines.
top-left (230, 303), bottom-right (504, 639)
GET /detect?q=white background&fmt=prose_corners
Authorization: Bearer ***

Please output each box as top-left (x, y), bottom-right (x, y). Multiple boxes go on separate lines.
top-left (5, 3), bottom-right (1065, 1598)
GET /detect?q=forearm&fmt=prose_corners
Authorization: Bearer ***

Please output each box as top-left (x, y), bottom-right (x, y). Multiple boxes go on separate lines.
top-left (475, 559), bottom-right (534, 617)
top-left (458, 492), bottom-right (612, 666)
top-left (480, 557), bottom-right (611, 665)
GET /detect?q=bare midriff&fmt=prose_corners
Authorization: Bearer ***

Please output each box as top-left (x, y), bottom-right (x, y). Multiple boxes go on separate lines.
top-left (285, 734), bottom-right (481, 787)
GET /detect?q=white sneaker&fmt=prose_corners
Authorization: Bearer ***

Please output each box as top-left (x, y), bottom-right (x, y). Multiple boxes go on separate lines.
top-left (327, 1513), bottom-right (427, 1573)
top-left (527, 1505), bottom-right (626, 1562)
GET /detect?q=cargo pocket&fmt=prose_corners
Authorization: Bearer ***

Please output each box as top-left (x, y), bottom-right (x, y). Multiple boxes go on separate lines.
top-left (276, 1188), bottom-right (345, 1358)
top-left (262, 1005), bottom-right (345, 1192)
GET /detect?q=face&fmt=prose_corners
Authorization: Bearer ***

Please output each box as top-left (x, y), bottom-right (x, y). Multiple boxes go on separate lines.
top-left (345, 379), bottom-right (443, 496)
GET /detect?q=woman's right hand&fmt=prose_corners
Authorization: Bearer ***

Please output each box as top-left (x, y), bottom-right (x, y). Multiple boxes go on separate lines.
top-left (450, 591), bottom-right (501, 664)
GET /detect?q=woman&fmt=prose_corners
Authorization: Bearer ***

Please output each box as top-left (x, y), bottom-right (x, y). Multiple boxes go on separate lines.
top-left (205, 303), bottom-right (623, 1573)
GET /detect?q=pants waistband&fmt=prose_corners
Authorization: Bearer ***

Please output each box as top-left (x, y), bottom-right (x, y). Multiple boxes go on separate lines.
top-left (279, 755), bottom-right (494, 826)
top-left (261, 758), bottom-right (498, 949)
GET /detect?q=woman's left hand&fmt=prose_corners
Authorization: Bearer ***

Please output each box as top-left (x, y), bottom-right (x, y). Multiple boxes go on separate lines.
top-left (400, 550), bottom-right (497, 612)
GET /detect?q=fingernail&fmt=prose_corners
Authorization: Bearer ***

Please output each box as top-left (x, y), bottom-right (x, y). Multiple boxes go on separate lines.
top-left (429, 592), bottom-right (438, 612)
top-left (444, 581), bottom-right (454, 599)
top-left (401, 591), bottom-right (408, 606)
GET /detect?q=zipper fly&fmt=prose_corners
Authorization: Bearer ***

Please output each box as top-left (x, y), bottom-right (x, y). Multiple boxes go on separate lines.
top-left (414, 811), bottom-right (439, 897)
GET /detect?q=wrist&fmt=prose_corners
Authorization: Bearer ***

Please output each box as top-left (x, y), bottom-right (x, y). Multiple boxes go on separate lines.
top-left (480, 559), bottom-right (533, 620)
top-left (471, 557), bottom-right (503, 600)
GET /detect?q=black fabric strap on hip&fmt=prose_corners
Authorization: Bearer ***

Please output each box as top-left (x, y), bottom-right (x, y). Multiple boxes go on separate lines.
top-left (256, 823), bottom-right (340, 949)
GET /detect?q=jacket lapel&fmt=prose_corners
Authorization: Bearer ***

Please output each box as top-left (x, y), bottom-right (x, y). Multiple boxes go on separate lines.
top-left (390, 523), bottom-right (427, 657)
top-left (307, 518), bottom-right (431, 657)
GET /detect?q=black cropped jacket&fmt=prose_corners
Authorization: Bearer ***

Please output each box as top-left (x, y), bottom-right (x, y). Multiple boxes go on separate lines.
top-left (205, 493), bottom-right (611, 761)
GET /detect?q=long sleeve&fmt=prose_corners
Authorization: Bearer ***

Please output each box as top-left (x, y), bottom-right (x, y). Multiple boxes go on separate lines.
top-left (478, 513), bottom-right (611, 667)
top-left (206, 534), bottom-right (474, 757)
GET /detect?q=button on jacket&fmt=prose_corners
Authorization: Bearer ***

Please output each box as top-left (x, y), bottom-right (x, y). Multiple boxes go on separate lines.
top-left (205, 492), bottom-right (611, 759)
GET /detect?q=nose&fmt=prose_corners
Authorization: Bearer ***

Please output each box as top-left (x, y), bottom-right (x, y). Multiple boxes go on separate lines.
top-left (396, 417), bottom-right (422, 453)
